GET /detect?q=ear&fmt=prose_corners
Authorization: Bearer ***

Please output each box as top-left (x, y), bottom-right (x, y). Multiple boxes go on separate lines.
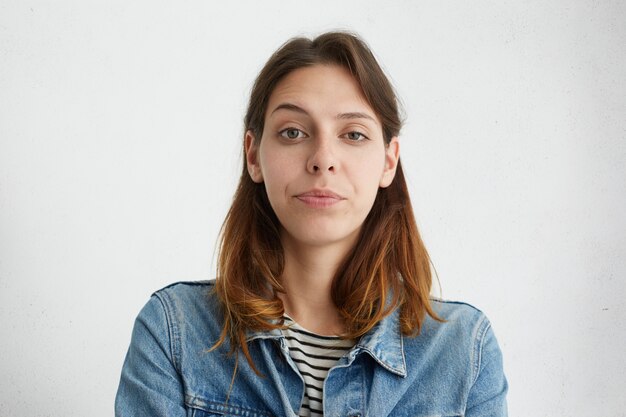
top-left (245, 130), bottom-right (263, 183)
top-left (379, 136), bottom-right (400, 188)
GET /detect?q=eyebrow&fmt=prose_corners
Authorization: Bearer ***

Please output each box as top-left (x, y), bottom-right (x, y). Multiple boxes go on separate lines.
top-left (270, 103), bottom-right (376, 122)
top-left (337, 111), bottom-right (376, 122)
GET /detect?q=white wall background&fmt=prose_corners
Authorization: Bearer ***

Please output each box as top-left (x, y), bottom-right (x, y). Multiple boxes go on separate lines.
top-left (1, 1), bottom-right (624, 416)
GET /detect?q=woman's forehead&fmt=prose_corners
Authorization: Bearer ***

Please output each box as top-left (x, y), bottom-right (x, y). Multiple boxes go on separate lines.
top-left (266, 65), bottom-right (378, 122)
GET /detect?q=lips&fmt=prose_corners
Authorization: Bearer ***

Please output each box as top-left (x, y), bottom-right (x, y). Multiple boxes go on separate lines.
top-left (295, 189), bottom-right (345, 208)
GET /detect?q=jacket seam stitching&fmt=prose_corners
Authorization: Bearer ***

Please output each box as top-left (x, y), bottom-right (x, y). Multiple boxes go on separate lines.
top-left (472, 316), bottom-right (491, 386)
top-left (154, 291), bottom-right (182, 372)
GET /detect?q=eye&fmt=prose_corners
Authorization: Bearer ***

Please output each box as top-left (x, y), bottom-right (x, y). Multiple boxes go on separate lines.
top-left (343, 131), bottom-right (368, 141)
top-left (279, 127), bottom-right (307, 140)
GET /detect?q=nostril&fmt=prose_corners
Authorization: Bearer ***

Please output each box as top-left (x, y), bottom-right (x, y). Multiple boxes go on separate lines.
top-left (309, 161), bottom-right (334, 173)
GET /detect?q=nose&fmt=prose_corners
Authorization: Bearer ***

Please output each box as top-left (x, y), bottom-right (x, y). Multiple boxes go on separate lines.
top-left (306, 135), bottom-right (336, 174)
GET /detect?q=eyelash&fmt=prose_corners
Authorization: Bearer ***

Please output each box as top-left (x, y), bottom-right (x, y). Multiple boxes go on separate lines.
top-left (279, 127), bottom-right (307, 140)
top-left (343, 131), bottom-right (368, 141)
top-left (278, 128), bottom-right (369, 142)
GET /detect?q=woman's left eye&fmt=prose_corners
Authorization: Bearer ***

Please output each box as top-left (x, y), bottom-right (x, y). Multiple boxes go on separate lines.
top-left (279, 128), bottom-right (306, 140)
top-left (344, 131), bottom-right (367, 141)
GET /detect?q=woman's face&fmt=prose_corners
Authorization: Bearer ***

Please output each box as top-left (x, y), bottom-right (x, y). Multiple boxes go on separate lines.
top-left (245, 64), bottom-right (399, 251)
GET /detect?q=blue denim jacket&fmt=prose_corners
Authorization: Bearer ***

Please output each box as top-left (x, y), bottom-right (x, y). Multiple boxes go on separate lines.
top-left (115, 281), bottom-right (507, 416)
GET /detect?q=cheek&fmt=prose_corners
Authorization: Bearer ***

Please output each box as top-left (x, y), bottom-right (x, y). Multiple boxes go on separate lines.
top-left (350, 150), bottom-right (386, 190)
top-left (259, 148), bottom-right (296, 195)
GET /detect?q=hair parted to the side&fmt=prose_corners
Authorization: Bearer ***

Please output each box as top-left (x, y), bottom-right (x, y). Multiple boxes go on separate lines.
top-left (213, 31), bottom-right (441, 374)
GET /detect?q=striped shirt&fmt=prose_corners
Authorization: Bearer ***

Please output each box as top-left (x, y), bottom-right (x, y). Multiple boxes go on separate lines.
top-left (281, 316), bottom-right (354, 417)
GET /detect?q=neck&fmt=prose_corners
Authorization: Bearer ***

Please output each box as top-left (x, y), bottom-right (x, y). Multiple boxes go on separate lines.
top-left (278, 231), bottom-right (356, 336)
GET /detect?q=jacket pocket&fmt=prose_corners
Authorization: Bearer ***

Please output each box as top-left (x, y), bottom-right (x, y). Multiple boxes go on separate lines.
top-left (186, 397), bottom-right (275, 417)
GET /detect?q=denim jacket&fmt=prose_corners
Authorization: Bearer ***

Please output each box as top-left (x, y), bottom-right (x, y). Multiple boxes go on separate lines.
top-left (115, 281), bottom-right (507, 417)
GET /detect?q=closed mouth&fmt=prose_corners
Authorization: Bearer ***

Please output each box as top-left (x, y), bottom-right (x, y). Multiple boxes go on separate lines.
top-left (295, 189), bottom-right (345, 207)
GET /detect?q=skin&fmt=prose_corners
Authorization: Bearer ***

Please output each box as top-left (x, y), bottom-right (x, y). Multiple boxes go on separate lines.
top-left (245, 64), bottom-right (400, 335)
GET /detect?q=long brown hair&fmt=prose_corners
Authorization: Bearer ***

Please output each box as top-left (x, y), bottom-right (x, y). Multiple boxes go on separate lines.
top-left (213, 31), bottom-right (440, 373)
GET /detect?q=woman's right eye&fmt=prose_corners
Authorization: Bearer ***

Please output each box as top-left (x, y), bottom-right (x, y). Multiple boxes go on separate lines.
top-left (279, 128), bottom-right (306, 140)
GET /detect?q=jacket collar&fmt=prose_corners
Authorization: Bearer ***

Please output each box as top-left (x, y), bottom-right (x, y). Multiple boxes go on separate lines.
top-left (245, 326), bottom-right (283, 342)
top-left (355, 308), bottom-right (407, 377)
top-left (245, 309), bottom-right (407, 378)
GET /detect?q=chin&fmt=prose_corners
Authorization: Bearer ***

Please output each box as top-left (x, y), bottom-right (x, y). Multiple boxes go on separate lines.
top-left (288, 226), bottom-right (361, 249)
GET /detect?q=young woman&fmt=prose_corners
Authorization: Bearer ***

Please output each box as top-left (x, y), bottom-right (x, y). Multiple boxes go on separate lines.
top-left (116, 32), bottom-right (508, 417)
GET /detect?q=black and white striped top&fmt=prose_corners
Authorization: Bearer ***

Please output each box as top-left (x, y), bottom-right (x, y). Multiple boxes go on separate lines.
top-left (281, 316), bottom-right (354, 417)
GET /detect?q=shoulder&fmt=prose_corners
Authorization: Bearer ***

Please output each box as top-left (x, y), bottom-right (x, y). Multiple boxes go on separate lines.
top-left (395, 300), bottom-right (507, 413)
top-left (403, 299), bottom-right (496, 370)
top-left (151, 279), bottom-right (217, 310)
top-left (430, 299), bottom-right (495, 353)
top-left (426, 300), bottom-right (508, 413)
top-left (137, 280), bottom-right (224, 351)
top-left (149, 279), bottom-right (220, 321)
top-left (428, 298), bottom-right (491, 335)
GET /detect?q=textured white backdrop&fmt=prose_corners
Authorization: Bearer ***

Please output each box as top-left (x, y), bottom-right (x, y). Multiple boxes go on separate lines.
top-left (1, 1), bottom-right (625, 416)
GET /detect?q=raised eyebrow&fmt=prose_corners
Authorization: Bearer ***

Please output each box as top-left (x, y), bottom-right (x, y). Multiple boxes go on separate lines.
top-left (270, 104), bottom-right (375, 122)
top-left (270, 103), bottom-right (309, 116)
top-left (336, 112), bottom-right (376, 122)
